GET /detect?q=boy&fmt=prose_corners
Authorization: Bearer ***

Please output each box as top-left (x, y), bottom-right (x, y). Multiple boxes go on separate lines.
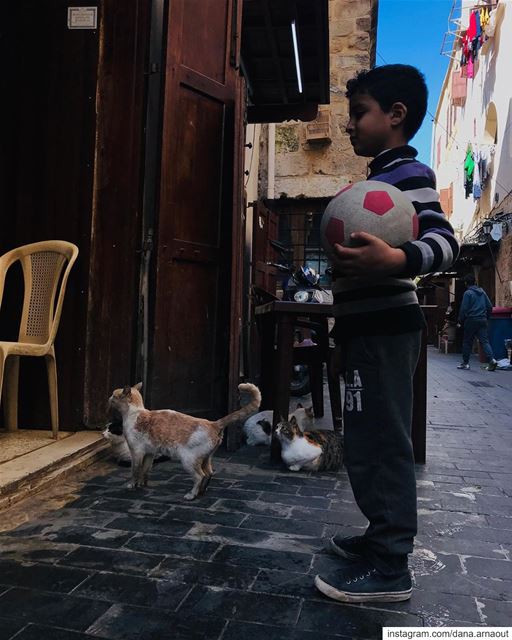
top-left (457, 273), bottom-right (497, 370)
top-left (314, 65), bottom-right (459, 603)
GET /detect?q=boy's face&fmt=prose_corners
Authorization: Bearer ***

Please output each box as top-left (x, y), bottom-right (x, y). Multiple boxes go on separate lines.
top-left (346, 92), bottom-right (398, 158)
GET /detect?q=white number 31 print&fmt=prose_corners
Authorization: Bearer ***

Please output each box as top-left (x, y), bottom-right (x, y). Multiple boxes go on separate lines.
top-left (345, 389), bottom-right (362, 412)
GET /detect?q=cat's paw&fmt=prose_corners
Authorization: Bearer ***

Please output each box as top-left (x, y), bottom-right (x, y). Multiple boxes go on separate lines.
top-left (183, 491), bottom-right (197, 501)
top-left (288, 465), bottom-right (301, 471)
top-left (126, 482), bottom-right (137, 489)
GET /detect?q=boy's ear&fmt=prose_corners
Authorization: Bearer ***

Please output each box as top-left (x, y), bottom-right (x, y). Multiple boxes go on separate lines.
top-left (389, 101), bottom-right (407, 127)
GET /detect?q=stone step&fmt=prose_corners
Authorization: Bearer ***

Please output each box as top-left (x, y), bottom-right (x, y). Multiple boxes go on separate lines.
top-left (0, 431), bottom-right (109, 510)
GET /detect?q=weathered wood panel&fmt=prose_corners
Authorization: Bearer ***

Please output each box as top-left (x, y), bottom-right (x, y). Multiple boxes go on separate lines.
top-left (150, 0), bottom-right (244, 417)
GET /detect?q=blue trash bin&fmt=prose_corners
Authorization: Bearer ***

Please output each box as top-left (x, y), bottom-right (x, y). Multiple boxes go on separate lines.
top-left (488, 307), bottom-right (512, 360)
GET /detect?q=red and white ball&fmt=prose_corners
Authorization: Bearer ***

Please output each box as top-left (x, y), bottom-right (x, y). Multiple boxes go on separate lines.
top-left (321, 180), bottom-right (419, 264)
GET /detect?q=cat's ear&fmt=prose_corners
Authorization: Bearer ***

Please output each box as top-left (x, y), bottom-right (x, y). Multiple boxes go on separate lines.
top-left (290, 415), bottom-right (298, 427)
top-left (134, 382), bottom-right (143, 391)
top-left (122, 385), bottom-right (131, 397)
top-left (296, 402), bottom-right (303, 409)
top-left (305, 406), bottom-right (314, 418)
top-left (279, 415), bottom-right (287, 424)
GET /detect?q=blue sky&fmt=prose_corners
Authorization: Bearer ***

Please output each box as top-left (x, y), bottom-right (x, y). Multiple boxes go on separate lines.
top-left (376, 0), bottom-right (454, 164)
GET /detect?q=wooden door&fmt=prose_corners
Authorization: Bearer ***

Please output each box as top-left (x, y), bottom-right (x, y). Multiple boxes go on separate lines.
top-left (0, 0), bottom-right (151, 427)
top-left (149, 0), bottom-right (244, 417)
top-left (0, 0), bottom-right (99, 427)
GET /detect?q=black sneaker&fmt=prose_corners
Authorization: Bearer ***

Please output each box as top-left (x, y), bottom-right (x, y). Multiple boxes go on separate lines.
top-left (329, 534), bottom-right (366, 560)
top-left (314, 563), bottom-right (412, 603)
top-left (457, 362), bottom-right (470, 370)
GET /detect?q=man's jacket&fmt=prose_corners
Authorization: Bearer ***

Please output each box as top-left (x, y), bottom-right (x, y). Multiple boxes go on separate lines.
top-left (458, 285), bottom-right (493, 323)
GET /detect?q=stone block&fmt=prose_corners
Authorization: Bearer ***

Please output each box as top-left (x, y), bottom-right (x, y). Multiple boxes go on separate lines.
top-left (329, 18), bottom-right (355, 37)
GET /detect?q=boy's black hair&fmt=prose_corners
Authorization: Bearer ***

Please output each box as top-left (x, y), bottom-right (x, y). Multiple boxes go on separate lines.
top-left (464, 273), bottom-right (476, 286)
top-left (346, 64), bottom-right (428, 140)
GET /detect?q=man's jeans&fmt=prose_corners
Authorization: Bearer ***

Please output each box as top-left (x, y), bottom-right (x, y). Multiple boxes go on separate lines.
top-left (462, 317), bottom-right (494, 363)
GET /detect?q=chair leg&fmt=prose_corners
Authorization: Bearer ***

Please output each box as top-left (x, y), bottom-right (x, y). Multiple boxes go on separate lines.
top-left (45, 353), bottom-right (59, 439)
top-left (308, 361), bottom-right (324, 418)
top-left (3, 355), bottom-right (20, 431)
top-left (327, 364), bottom-right (343, 432)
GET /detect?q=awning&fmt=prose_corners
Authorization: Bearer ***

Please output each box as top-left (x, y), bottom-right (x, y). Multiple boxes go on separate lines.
top-left (241, 0), bottom-right (330, 123)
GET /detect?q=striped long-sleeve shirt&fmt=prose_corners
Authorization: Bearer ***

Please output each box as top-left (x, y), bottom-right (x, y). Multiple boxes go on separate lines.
top-left (332, 145), bottom-right (459, 338)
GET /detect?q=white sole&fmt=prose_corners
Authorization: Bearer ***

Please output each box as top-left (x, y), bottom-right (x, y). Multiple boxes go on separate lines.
top-left (314, 575), bottom-right (412, 603)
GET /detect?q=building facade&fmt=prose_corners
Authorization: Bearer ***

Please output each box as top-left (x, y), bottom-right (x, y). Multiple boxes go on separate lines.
top-left (434, 0), bottom-right (512, 306)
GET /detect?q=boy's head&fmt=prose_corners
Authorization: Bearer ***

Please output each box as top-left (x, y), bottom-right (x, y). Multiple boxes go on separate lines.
top-left (345, 64), bottom-right (428, 157)
top-left (464, 273), bottom-right (476, 287)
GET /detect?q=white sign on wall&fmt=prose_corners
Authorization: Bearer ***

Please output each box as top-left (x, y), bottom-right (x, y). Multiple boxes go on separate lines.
top-left (67, 7), bottom-right (98, 30)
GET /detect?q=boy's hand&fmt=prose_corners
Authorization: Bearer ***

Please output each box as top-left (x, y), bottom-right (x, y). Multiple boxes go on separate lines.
top-left (333, 232), bottom-right (406, 277)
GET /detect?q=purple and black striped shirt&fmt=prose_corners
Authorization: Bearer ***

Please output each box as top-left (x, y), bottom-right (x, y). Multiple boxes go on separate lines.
top-left (332, 145), bottom-right (459, 338)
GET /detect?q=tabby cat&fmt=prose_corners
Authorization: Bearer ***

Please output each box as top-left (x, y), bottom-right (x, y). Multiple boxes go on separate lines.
top-left (276, 415), bottom-right (343, 472)
top-left (108, 382), bottom-right (261, 500)
top-left (243, 403), bottom-right (315, 446)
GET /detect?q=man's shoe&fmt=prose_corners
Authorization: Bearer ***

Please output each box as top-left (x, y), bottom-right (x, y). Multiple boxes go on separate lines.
top-left (457, 363), bottom-right (470, 369)
top-left (314, 563), bottom-right (412, 603)
top-left (487, 359), bottom-right (497, 371)
top-left (329, 534), bottom-right (366, 560)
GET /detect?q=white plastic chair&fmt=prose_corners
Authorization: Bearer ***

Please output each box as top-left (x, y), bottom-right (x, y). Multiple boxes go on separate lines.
top-left (0, 241), bottom-right (79, 438)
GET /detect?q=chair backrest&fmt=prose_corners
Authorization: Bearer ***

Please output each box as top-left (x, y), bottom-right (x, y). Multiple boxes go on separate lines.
top-left (0, 240), bottom-right (79, 346)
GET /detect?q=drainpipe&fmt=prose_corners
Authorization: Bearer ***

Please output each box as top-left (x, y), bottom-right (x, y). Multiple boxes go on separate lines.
top-left (267, 123), bottom-right (275, 199)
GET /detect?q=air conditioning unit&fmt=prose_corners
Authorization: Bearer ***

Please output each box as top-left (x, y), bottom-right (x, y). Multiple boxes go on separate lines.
top-left (305, 108), bottom-right (332, 143)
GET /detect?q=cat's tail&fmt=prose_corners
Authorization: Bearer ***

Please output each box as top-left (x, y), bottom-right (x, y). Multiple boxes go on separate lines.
top-left (215, 383), bottom-right (262, 431)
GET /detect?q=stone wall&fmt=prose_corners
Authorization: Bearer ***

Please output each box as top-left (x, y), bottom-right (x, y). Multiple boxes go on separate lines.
top-left (259, 0), bottom-right (378, 200)
top-left (495, 233), bottom-right (512, 307)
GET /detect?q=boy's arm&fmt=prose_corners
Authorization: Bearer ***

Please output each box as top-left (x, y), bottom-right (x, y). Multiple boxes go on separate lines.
top-left (395, 169), bottom-right (459, 277)
top-left (333, 165), bottom-right (459, 278)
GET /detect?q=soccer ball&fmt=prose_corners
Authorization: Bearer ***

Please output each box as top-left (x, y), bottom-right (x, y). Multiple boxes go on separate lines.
top-left (320, 181), bottom-right (419, 263)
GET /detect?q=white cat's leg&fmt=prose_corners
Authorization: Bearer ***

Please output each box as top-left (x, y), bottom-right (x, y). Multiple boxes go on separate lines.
top-left (181, 458), bottom-right (205, 500)
top-left (288, 464), bottom-right (301, 471)
top-left (141, 454), bottom-right (154, 486)
top-left (128, 450), bottom-right (144, 489)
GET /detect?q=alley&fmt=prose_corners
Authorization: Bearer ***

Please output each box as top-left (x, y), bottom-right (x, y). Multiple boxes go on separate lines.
top-left (0, 348), bottom-right (511, 639)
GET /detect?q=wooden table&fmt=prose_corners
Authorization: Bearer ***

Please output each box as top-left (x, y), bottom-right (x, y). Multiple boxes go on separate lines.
top-left (255, 300), bottom-right (429, 464)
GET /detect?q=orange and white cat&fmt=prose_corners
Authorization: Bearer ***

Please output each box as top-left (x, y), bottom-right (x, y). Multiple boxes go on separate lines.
top-left (108, 382), bottom-right (261, 500)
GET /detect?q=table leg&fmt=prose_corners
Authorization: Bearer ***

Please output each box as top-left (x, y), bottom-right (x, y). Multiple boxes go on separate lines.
top-left (412, 328), bottom-right (427, 464)
top-left (259, 311), bottom-right (276, 411)
top-left (270, 313), bottom-right (295, 462)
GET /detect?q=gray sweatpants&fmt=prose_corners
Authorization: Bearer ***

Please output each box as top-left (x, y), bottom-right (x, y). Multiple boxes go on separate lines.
top-left (339, 331), bottom-right (421, 576)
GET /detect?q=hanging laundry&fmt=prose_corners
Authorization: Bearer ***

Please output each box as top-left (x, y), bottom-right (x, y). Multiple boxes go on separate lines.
top-left (473, 148), bottom-right (481, 200)
top-left (464, 145), bottom-right (474, 199)
top-left (467, 57), bottom-right (474, 79)
top-left (480, 151), bottom-right (489, 188)
top-left (467, 10), bottom-right (477, 40)
top-left (485, 8), bottom-right (498, 38)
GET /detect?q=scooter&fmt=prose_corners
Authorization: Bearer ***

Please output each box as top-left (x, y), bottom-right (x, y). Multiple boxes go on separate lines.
top-left (268, 261), bottom-right (330, 396)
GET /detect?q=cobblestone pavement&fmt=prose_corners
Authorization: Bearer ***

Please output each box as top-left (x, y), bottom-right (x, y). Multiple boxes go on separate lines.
top-left (0, 348), bottom-right (511, 639)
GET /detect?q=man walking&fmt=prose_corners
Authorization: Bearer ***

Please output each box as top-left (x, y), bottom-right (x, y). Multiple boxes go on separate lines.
top-left (457, 273), bottom-right (497, 371)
